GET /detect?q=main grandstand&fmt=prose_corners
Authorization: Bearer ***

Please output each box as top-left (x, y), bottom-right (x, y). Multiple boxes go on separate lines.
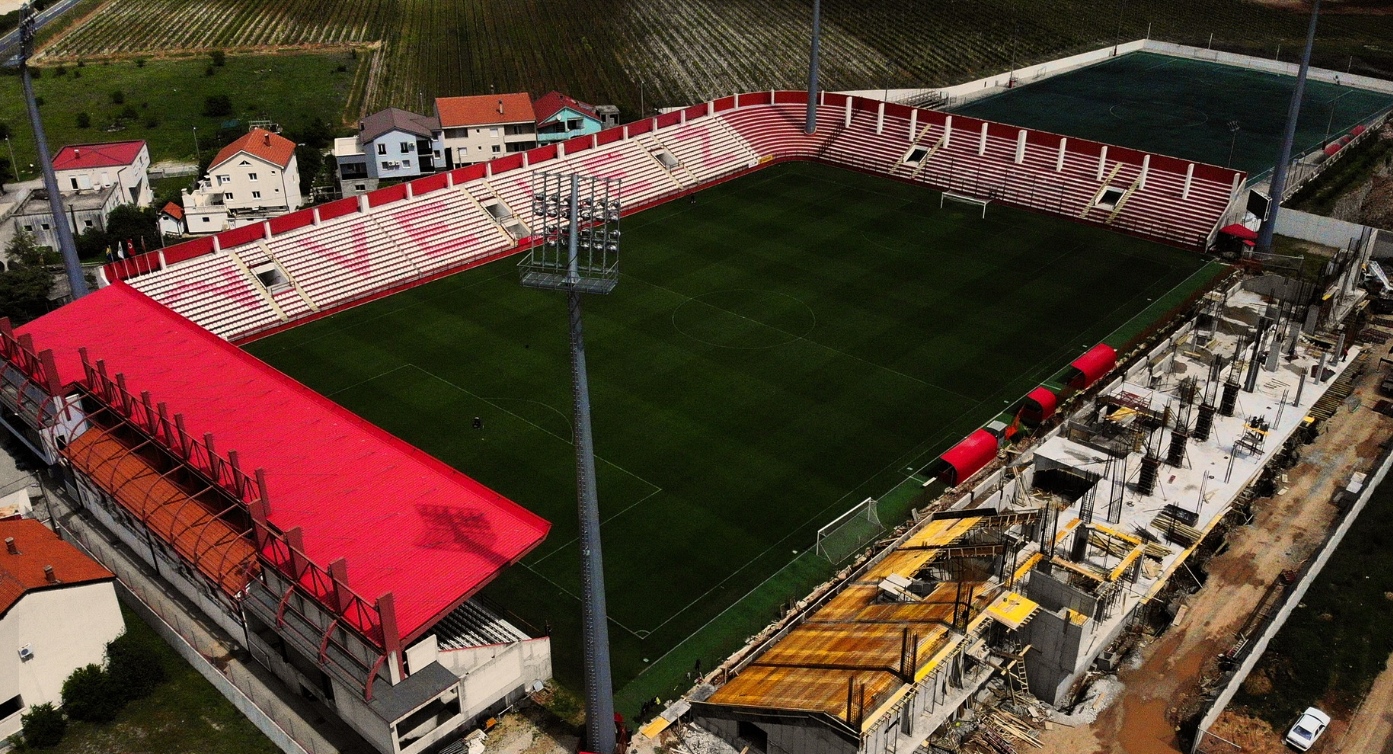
top-left (0, 58), bottom-right (1265, 754)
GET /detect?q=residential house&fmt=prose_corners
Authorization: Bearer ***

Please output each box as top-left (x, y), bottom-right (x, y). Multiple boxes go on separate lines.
top-left (51, 141), bottom-right (153, 207)
top-left (157, 202), bottom-right (184, 237)
top-left (334, 108), bottom-right (442, 196)
top-left (0, 518), bottom-right (125, 742)
top-left (183, 128), bottom-right (302, 234)
top-left (434, 93), bottom-right (537, 168)
top-left (533, 91), bottom-right (604, 145)
top-left (9, 186), bottom-right (122, 251)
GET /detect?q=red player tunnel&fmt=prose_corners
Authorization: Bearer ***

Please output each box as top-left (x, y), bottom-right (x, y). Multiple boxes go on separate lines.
top-left (1066, 344), bottom-right (1117, 391)
top-left (934, 429), bottom-right (1000, 486)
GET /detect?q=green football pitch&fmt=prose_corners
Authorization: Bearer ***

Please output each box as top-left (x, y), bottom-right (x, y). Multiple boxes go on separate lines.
top-left (244, 161), bottom-right (1222, 713)
top-left (954, 51), bottom-right (1393, 177)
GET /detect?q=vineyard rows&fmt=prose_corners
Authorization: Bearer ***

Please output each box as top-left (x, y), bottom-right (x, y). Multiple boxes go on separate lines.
top-left (36, 0), bottom-right (1393, 120)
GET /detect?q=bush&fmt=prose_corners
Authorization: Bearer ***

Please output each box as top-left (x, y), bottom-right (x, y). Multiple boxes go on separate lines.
top-left (144, 116), bottom-right (159, 129)
top-left (134, 58), bottom-right (145, 68)
top-left (203, 94), bottom-right (232, 117)
top-left (19, 703), bottom-right (65, 748)
top-left (209, 49), bottom-right (226, 66)
top-left (204, 65), bottom-right (216, 77)
top-left (54, 65), bottom-right (65, 76)
top-left (60, 664), bottom-right (122, 723)
top-left (111, 89), bottom-right (124, 104)
top-left (75, 112), bottom-right (90, 128)
top-left (106, 631), bottom-right (166, 701)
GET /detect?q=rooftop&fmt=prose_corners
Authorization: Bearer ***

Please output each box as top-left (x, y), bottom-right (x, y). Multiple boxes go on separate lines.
top-left (360, 107), bottom-right (439, 142)
top-left (15, 185), bottom-right (118, 215)
top-left (435, 93), bottom-right (535, 128)
top-left (212, 128), bottom-right (296, 170)
top-left (532, 91), bottom-right (599, 126)
top-left (52, 140), bottom-right (147, 171)
top-left (0, 518), bottom-right (115, 618)
top-left (15, 284), bottom-right (550, 643)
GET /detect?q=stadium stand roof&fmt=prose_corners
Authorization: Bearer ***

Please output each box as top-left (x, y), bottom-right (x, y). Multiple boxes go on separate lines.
top-left (435, 93), bottom-right (535, 128)
top-left (1068, 344), bottom-right (1118, 390)
top-left (52, 140), bottom-right (146, 170)
top-left (16, 284), bottom-right (550, 642)
top-left (212, 128), bottom-right (296, 170)
top-left (0, 518), bottom-right (115, 618)
top-left (938, 429), bottom-right (999, 485)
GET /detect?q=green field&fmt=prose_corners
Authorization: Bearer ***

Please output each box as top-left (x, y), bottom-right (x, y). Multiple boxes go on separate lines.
top-left (245, 161), bottom-right (1219, 713)
top-left (0, 52), bottom-right (359, 180)
top-left (953, 51), bottom-right (1393, 177)
top-left (31, 0), bottom-right (1393, 120)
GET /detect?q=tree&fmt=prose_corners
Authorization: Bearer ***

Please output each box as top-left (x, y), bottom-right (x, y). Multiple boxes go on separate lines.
top-left (203, 94), bottom-right (233, 118)
top-left (111, 89), bottom-right (125, 104)
top-left (0, 120), bottom-right (11, 141)
top-left (75, 205), bottom-right (160, 262)
top-left (295, 144), bottom-right (322, 198)
top-left (60, 664), bottom-right (122, 723)
top-left (75, 112), bottom-right (91, 128)
top-left (209, 50), bottom-right (226, 67)
top-left (19, 703), bottom-right (66, 748)
top-left (0, 234), bottom-right (58, 324)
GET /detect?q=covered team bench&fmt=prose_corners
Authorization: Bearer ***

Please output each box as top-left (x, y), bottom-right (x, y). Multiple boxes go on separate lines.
top-left (925, 429), bottom-right (1001, 486)
top-left (1065, 344), bottom-right (1117, 391)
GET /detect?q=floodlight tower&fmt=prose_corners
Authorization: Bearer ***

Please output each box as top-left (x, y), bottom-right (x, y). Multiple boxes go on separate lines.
top-left (1256, 0), bottom-right (1321, 254)
top-left (17, 2), bottom-right (87, 300)
top-left (805, 0), bottom-right (821, 134)
top-left (519, 172), bottom-right (621, 754)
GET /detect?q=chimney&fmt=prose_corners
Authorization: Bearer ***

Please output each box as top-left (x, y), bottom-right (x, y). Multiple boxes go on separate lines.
top-left (263, 132), bottom-right (271, 146)
top-left (74, 148), bottom-right (81, 160)
top-left (4, 537), bottom-right (15, 555)
top-left (497, 98), bottom-right (504, 115)
top-left (43, 565), bottom-right (56, 583)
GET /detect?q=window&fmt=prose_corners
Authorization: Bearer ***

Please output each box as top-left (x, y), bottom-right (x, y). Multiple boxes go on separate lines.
top-left (70, 178), bottom-right (79, 190)
top-left (40, 223), bottom-right (50, 230)
top-left (490, 127), bottom-right (500, 137)
top-left (395, 690), bottom-right (461, 750)
top-left (491, 145), bottom-right (501, 153)
top-left (217, 175), bottom-right (231, 185)
top-left (400, 142), bottom-right (412, 154)
top-left (354, 183), bottom-right (367, 191)
top-left (252, 191), bottom-right (262, 199)
top-left (402, 159), bottom-right (411, 167)
top-left (224, 192), bottom-right (234, 201)
top-left (83, 219), bottom-right (94, 228)
top-left (248, 172), bottom-right (258, 181)
top-left (377, 144), bottom-right (387, 155)
top-left (202, 217), bottom-right (211, 223)
top-left (22, 225), bottom-right (32, 232)
top-left (0, 694), bottom-right (21, 721)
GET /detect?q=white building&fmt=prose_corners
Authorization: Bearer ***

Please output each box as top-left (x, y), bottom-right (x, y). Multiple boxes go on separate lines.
top-left (335, 108), bottom-right (442, 196)
top-left (183, 128), bottom-right (302, 234)
top-left (0, 518), bottom-right (124, 742)
top-left (434, 93), bottom-right (537, 168)
top-left (51, 141), bottom-right (153, 207)
top-left (10, 185), bottom-right (123, 251)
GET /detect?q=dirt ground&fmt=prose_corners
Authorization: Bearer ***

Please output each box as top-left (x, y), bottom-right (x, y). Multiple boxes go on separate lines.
top-left (1035, 339), bottom-right (1393, 754)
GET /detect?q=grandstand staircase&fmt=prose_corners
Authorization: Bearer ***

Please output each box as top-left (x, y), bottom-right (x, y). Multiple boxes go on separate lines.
top-left (713, 117), bottom-right (762, 167)
top-left (366, 214), bottom-right (425, 277)
top-left (227, 248), bottom-right (290, 322)
top-left (642, 134), bottom-right (700, 186)
top-left (252, 240), bottom-right (319, 313)
top-left (1080, 163), bottom-right (1124, 219)
top-left (894, 123), bottom-right (948, 183)
top-left (462, 188), bottom-right (527, 242)
top-left (469, 184), bottom-right (530, 239)
top-left (1104, 174), bottom-right (1146, 224)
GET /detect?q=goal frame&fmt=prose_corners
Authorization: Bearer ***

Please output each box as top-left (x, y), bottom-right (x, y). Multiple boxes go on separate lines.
top-left (815, 496), bottom-right (883, 562)
top-left (941, 190), bottom-right (990, 218)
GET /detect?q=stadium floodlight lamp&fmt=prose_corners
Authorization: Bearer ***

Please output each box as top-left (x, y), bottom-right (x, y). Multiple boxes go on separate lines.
top-left (519, 172), bottom-right (621, 295)
top-left (517, 170), bottom-right (621, 754)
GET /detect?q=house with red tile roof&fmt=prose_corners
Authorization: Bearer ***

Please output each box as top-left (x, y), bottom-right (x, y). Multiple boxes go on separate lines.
top-left (52, 140), bottom-right (152, 206)
top-left (0, 519), bottom-right (123, 742)
top-left (434, 93), bottom-right (537, 168)
top-left (183, 128), bottom-right (302, 234)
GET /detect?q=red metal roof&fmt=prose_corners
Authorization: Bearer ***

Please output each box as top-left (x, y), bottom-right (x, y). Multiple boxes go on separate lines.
top-left (938, 429), bottom-right (999, 486)
top-left (17, 285), bottom-right (550, 642)
top-left (532, 91), bottom-right (599, 126)
top-left (1219, 224), bottom-right (1258, 241)
top-left (212, 128), bottom-right (296, 170)
top-left (1068, 344), bottom-right (1117, 390)
top-left (436, 93), bottom-right (536, 128)
top-left (160, 202), bottom-right (184, 221)
top-left (52, 140), bottom-right (146, 171)
top-left (1023, 386), bottom-right (1058, 422)
top-left (0, 518), bottom-right (115, 618)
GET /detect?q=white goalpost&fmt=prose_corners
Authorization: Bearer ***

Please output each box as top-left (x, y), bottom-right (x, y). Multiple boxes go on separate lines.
top-left (815, 497), bottom-right (885, 563)
top-left (941, 190), bottom-right (990, 218)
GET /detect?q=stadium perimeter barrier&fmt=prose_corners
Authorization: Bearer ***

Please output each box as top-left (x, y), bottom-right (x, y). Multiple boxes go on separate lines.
top-left (101, 90), bottom-right (1244, 343)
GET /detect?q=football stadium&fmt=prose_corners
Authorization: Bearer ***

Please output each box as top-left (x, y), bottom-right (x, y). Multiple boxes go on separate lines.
top-left (3, 37), bottom-right (1391, 754)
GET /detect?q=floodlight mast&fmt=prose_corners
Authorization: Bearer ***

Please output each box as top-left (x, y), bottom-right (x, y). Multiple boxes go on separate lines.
top-left (1256, 0), bottom-right (1321, 254)
top-left (805, 0), bottom-right (821, 134)
top-left (519, 172), bottom-right (620, 754)
top-left (18, 2), bottom-right (88, 300)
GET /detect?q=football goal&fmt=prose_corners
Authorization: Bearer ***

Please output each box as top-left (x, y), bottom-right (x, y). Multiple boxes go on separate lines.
top-left (941, 191), bottom-right (990, 218)
top-left (815, 497), bottom-right (885, 563)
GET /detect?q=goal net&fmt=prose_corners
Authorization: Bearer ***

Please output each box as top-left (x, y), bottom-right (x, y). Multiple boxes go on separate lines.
top-left (940, 190), bottom-right (989, 218)
top-left (815, 497), bottom-right (884, 564)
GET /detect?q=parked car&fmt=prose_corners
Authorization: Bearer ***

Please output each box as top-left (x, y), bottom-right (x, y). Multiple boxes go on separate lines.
top-left (1285, 707), bottom-right (1331, 751)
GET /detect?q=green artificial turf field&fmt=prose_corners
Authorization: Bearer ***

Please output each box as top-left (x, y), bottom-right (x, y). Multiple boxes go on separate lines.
top-left (244, 161), bottom-right (1221, 713)
top-left (953, 51), bottom-right (1393, 177)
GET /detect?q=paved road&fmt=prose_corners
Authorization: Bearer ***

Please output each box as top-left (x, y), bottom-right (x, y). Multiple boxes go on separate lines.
top-left (0, 0), bottom-right (85, 66)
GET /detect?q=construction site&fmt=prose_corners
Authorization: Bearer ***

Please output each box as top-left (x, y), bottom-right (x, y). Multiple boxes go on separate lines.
top-left (624, 230), bottom-right (1387, 754)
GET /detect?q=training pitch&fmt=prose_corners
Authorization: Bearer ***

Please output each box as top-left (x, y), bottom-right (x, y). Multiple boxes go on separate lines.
top-left (954, 51), bottom-right (1393, 176)
top-left (245, 161), bottom-right (1221, 710)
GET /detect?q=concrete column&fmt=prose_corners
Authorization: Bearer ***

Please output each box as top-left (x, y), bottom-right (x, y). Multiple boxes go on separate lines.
top-left (521, 153), bottom-right (529, 168)
top-left (212, 236), bottom-right (221, 252)
top-left (1057, 137), bottom-right (1067, 172)
top-left (445, 172), bottom-right (455, 188)
top-left (909, 110), bottom-right (917, 141)
top-left (312, 207), bottom-right (321, 225)
top-left (405, 181), bottom-right (414, 199)
top-left (1097, 146), bottom-right (1108, 181)
top-left (262, 220), bottom-right (272, 239)
top-left (158, 249), bottom-right (167, 270)
top-left (557, 142), bottom-right (565, 159)
top-left (358, 195), bottom-right (369, 212)
top-left (623, 125), bottom-right (630, 141)
top-left (680, 109), bottom-right (687, 125)
top-left (944, 116), bottom-right (952, 147)
top-left (707, 101), bottom-right (714, 117)
top-left (1139, 154), bottom-right (1151, 191)
top-left (1182, 163), bottom-right (1194, 200)
top-left (978, 122), bottom-right (988, 156)
top-left (844, 97), bottom-right (852, 128)
top-left (1015, 130), bottom-right (1026, 164)
top-left (486, 162), bottom-right (493, 177)
top-left (876, 101), bottom-right (885, 134)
